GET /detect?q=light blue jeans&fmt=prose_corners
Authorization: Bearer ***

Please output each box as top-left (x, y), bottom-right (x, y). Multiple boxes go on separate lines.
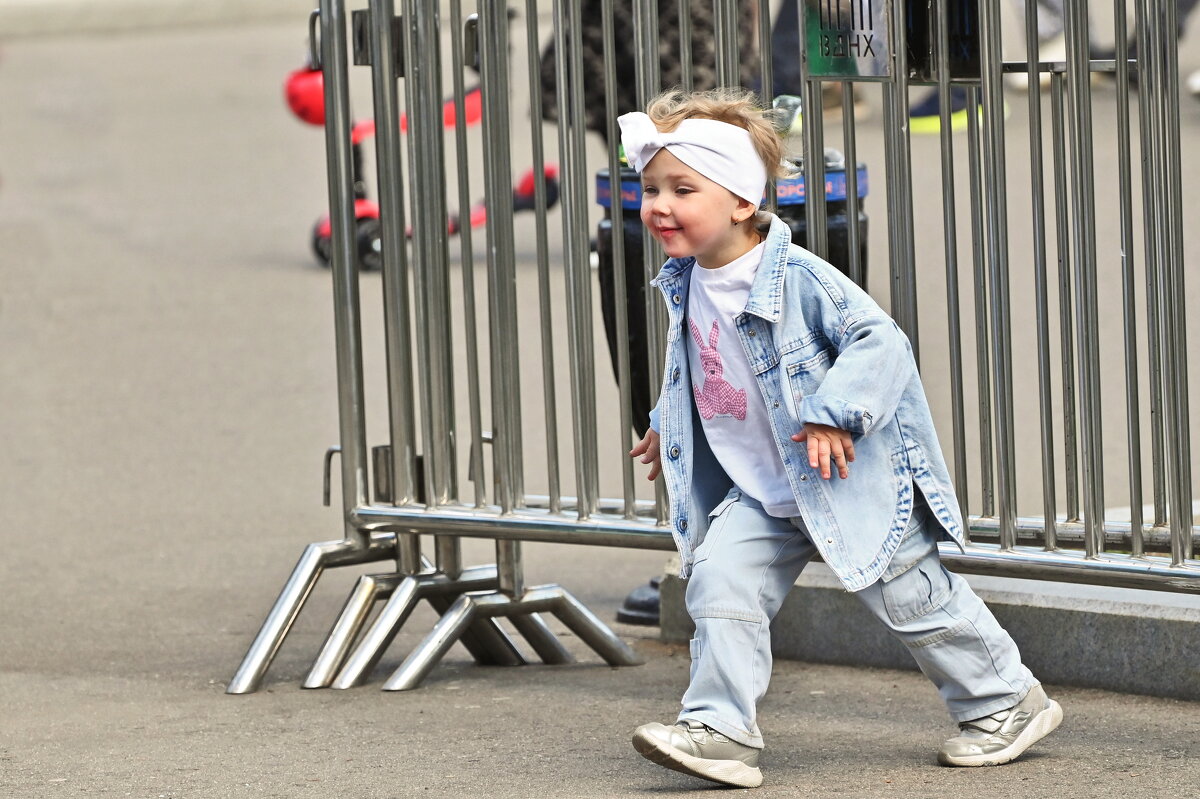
top-left (679, 489), bottom-right (1037, 749)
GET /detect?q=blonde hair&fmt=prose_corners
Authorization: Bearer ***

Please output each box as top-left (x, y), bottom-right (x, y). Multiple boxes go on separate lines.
top-left (644, 87), bottom-right (787, 181)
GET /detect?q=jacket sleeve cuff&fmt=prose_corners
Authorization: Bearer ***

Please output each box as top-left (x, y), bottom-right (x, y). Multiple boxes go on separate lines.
top-left (648, 404), bottom-right (661, 434)
top-left (799, 395), bottom-right (875, 435)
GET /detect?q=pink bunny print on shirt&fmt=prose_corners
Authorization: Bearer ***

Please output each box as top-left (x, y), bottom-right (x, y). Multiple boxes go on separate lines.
top-left (690, 318), bottom-right (747, 421)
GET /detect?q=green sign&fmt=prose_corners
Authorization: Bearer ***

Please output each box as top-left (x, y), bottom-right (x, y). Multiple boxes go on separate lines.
top-left (806, 0), bottom-right (892, 80)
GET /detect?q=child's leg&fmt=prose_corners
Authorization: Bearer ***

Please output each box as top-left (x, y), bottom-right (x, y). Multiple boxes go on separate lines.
top-left (679, 490), bottom-right (818, 748)
top-left (851, 501), bottom-right (1038, 722)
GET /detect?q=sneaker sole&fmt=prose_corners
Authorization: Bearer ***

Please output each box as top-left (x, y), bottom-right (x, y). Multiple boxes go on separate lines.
top-left (632, 729), bottom-right (764, 788)
top-left (938, 699), bottom-right (1063, 767)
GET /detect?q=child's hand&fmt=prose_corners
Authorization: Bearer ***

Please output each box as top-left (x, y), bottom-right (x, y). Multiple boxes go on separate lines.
top-left (630, 429), bottom-right (662, 482)
top-left (791, 423), bottom-right (855, 480)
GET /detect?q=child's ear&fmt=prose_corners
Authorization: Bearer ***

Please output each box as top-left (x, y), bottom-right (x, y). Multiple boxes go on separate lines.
top-left (732, 198), bottom-right (757, 225)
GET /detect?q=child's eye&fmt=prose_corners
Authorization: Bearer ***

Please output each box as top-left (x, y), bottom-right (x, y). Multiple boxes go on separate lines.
top-left (642, 186), bottom-right (658, 195)
top-left (676, 188), bottom-right (693, 196)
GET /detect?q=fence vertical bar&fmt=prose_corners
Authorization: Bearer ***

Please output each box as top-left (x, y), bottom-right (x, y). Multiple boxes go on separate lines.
top-left (757, 0), bottom-right (773, 104)
top-left (1050, 71), bottom-right (1079, 527)
top-left (1163, 3), bottom-right (1194, 564)
top-left (841, 82), bottom-right (864, 287)
top-left (524, 0), bottom-right (564, 515)
top-left (1142, 0), bottom-right (1194, 563)
top-left (1110, 0), bottom-right (1144, 556)
top-left (678, 0), bottom-right (694, 91)
top-left (712, 0), bottom-right (740, 88)
top-left (891, 0), bottom-right (916, 355)
top-left (965, 85), bottom-right (994, 524)
top-left (449, 0), bottom-right (487, 509)
top-left (479, 0), bottom-right (524, 595)
top-left (1064, 0), bottom-right (1105, 557)
top-left (633, 0), bottom-right (669, 525)
top-left (321, 0), bottom-right (371, 544)
top-left (478, 0), bottom-right (521, 517)
top-left (933, 0), bottom-right (969, 517)
top-left (403, 0), bottom-right (463, 580)
top-left (805, 77), bottom-right (829, 259)
top-left (601, 0), bottom-right (639, 519)
top-left (369, 0), bottom-right (421, 573)
top-left (979, 1), bottom-right (1019, 550)
top-left (1134, 0), bottom-right (1166, 530)
top-left (797, 0), bottom-right (827, 265)
top-left (1021, 0), bottom-right (1059, 549)
top-left (402, 0), bottom-right (455, 509)
top-left (554, 0), bottom-right (601, 519)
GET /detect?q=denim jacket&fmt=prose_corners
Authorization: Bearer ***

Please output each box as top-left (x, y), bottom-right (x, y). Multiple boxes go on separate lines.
top-left (649, 215), bottom-right (965, 591)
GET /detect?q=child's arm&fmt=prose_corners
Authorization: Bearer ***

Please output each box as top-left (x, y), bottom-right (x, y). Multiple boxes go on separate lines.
top-left (630, 428), bottom-right (662, 481)
top-left (800, 281), bottom-right (916, 438)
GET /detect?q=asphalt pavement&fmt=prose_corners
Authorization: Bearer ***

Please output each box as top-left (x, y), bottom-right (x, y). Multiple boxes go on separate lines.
top-left (1, 11), bottom-right (1198, 799)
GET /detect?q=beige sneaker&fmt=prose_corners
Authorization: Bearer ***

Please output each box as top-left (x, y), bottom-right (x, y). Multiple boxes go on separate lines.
top-left (632, 720), bottom-right (763, 788)
top-left (938, 684), bottom-right (1064, 767)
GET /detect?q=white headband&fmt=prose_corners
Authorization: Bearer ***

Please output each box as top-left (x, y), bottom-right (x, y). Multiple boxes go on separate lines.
top-left (617, 112), bottom-right (768, 208)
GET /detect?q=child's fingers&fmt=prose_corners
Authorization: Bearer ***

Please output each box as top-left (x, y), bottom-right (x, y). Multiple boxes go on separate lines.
top-left (811, 436), bottom-right (832, 479)
top-left (832, 438), bottom-right (853, 479)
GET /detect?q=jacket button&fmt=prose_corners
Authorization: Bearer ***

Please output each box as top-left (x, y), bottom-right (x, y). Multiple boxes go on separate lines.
top-left (826, 538), bottom-right (834, 544)
top-left (673, 367), bottom-right (680, 381)
top-left (800, 474), bottom-right (808, 482)
top-left (748, 329), bottom-right (757, 337)
top-left (669, 445), bottom-right (681, 458)
top-left (773, 401), bottom-right (779, 408)
top-left (679, 520), bottom-right (688, 532)
top-left (672, 293), bottom-right (682, 304)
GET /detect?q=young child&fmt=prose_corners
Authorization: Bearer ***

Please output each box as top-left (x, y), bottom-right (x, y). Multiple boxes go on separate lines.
top-left (620, 88), bottom-right (1062, 789)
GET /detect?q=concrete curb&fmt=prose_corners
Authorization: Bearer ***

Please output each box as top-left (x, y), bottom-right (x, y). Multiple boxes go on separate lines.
top-left (0, 0), bottom-right (312, 37)
top-left (661, 564), bottom-right (1200, 702)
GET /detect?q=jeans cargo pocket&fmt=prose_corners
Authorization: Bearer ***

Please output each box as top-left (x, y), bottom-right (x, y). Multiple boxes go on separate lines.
top-left (880, 517), bottom-right (951, 626)
top-left (692, 490), bottom-right (740, 565)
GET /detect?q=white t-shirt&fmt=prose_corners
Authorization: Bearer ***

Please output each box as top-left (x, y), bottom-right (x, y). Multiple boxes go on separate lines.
top-left (687, 243), bottom-right (801, 518)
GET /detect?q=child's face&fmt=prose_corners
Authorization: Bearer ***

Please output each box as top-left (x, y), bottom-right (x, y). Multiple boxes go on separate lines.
top-left (639, 149), bottom-right (758, 269)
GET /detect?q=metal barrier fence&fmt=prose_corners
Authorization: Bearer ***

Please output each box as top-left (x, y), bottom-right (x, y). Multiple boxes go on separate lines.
top-left (229, 0), bottom-right (1198, 695)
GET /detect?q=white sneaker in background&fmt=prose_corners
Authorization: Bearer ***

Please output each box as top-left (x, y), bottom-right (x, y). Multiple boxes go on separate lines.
top-left (1187, 69), bottom-right (1200, 100)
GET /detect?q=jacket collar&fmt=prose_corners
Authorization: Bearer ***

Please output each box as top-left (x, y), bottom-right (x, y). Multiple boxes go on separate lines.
top-left (653, 215), bottom-right (792, 324)
top-left (742, 214), bottom-right (792, 323)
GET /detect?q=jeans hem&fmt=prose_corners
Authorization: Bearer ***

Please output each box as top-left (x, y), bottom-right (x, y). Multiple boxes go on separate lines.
top-left (947, 680), bottom-right (1038, 723)
top-left (676, 711), bottom-right (764, 750)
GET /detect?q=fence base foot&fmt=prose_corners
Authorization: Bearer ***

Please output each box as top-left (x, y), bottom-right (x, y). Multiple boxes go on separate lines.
top-left (328, 565), bottom-right (529, 689)
top-left (227, 536), bottom-right (395, 695)
top-left (382, 584), bottom-right (642, 692)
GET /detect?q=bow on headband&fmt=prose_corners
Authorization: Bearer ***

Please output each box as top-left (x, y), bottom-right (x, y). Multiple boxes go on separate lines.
top-left (617, 112), bottom-right (768, 207)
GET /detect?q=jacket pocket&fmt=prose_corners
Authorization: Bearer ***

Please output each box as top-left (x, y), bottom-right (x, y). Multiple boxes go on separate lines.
top-left (782, 349), bottom-right (831, 421)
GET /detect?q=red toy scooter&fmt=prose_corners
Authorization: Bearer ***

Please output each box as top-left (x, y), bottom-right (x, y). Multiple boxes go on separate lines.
top-left (285, 62), bottom-right (559, 269)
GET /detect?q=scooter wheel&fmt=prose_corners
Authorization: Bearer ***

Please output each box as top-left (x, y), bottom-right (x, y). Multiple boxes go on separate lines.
top-left (311, 221), bottom-right (332, 267)
top-left (356, 216), bottom-right (383, 271)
